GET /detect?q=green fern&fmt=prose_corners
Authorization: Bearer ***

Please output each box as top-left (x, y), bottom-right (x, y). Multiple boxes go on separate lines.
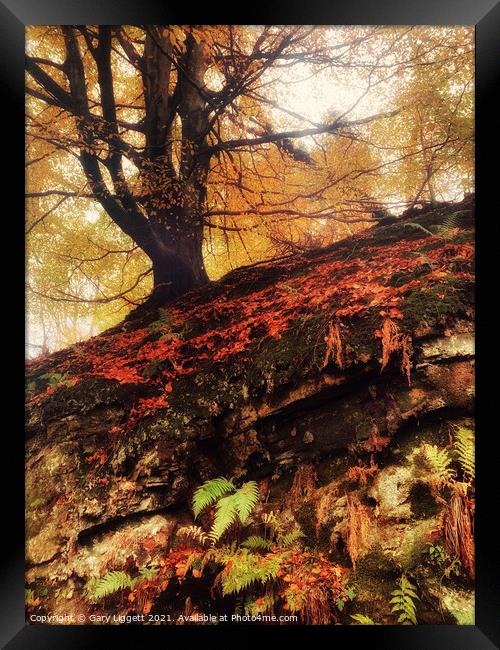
top-left (436, 211), bottom-right (465, 237)
top-left (390, 575), bottom-right (419, 625)
top-left (351, 613), bottom-right (377, 625)
top-left (235, 481), bottom-right (260, 522)
top-left (454, 427), bottom-right (474, 481)
top-left (85, 571), bottom-right (136, 602)
top-left (404, 211), bottom-right (465, 241)
top-left (404, 222), bottom-right (434, 237)
top-left (241, 535), bottom-right (273, 550)
top-left (138, 566), bottom-right (159, 581)
top-left (84, 566), bottom-right (159, 603)
top-left (192, 477), bottom-right (234, 519)
top-left (423, 444), bottom-right (455, 482)
top-left (210, 493), bottom-right (240, 542)
top-left (218, 549), bottom-right (282, 596)
top-left (278, 528), bottom-right (306, 548)
top-left (244, 594), bottom-right (277, 615)
top-left (207, 481), bottom-right (259, 542)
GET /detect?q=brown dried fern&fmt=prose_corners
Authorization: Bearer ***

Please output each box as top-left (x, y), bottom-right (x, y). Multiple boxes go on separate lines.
top-left (323, 321), bottom-right (343, 369)
top-left (290, 463), bottom-right (317, 502)
top-left (442, 483), bottom-right (474, 579)
top-left (346, 494), bottom-right (371, 568)
top-left (376, 317), bottom-right (412, 385)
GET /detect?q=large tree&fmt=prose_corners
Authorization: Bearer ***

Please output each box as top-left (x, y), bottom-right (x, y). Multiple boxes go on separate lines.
top-left (26, 25), bottom-right (473, 342)
top-left (26, 25), bottom-right (408, 302)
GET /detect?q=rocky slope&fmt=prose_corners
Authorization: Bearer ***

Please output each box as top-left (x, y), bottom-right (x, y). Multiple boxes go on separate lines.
top-left (25, 196), bottom-right (475, 625)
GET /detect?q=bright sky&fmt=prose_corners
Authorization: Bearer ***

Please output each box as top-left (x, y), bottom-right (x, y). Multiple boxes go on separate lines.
top-left (271, 63), bottom-right (382, 127)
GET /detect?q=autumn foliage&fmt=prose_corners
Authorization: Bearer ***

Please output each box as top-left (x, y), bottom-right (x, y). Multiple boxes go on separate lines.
top-left (27, 207), bottom-right (474, 437)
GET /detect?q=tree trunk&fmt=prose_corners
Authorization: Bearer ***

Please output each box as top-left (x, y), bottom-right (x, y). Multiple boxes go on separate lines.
top-left (141, 30), bottom-right (211, 305)
top-left (427, 172), bottom-right (438, 207)
top-left (149, 220), bottom-right (209, 304)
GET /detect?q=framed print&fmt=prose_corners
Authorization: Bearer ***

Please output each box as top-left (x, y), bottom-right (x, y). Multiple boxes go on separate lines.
top-left (1, 0), bottom-right (499, 647)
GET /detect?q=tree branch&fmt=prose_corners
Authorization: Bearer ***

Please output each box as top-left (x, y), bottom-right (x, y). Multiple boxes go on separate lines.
top-left (207, 109), bottom-right (400, 154)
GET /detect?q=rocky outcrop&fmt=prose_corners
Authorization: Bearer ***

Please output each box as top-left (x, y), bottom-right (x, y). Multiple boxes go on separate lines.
top-left (25, 196), bottom-right (475, 624)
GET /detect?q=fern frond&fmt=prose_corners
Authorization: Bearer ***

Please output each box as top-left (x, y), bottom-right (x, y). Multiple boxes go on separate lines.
top-left (138, 566), bottom-right (158, 581)
top-left (220, 551), bottom-right (282, 596)
top-left (207, 481), bottom-right (260, 542)
top-left (351, 614), bottom-right (376, 625)
top-left (234, 596), bottom-right (245, 616)
top-left (423, 444), bottom-right (455, 482)
top-left (200, 547), bottom-right (220, 572)
top-left (241, 535), bottom-right (273, 550)
top-left (262, 511), bottom-right (279, 530)
top-left (192, 477), bottom-right (234, 519)
top-left (183, 552), bottom-right (202, 576)
top-left (244, 594), bottom-right (277, 615)
top-left (234, 481), bottom-right (259, 523)
top-left (436, 211), bottom-right (465, 238)
top-left (210, 493), bottom-right (240, 542)
top-left (390, 575), bottom-right (419, 625)
top-left (279, 528), bottom-right (306, 548)
top-left (177, 525), bottom-right (209, 545)
top-left (404, 222), bottom-right (434, 237)
top-left (454, 427), bottom-right (474, 481)
top-left (85, 571), bottom-right (135, 602)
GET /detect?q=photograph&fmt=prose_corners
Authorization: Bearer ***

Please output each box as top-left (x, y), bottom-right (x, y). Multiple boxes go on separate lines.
top-left (25, 24), bottom-right (475, 627)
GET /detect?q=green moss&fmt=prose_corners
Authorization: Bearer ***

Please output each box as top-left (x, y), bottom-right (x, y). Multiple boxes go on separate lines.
top-left (367, 223), bottom-right (424, 247)
top-left (388, 264), bottom-right (432, 288)
top-left (345, 549), bottom-right (399, 624)
top-left (248, 313), bottom-right (326, 385)
top-left (401, 281), bottom-right (473, 331)
top-left (345, 310), bottom-right (381, 358)
top-left (354, 549), bottom-right (399, 579)
top-left (41, 377), bottom-right (138, 419)
top-left (440, 587), bottom-right (475, 624)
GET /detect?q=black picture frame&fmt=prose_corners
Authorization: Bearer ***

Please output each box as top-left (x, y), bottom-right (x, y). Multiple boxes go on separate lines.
top-left (3, 1), bottom-right (499, 647)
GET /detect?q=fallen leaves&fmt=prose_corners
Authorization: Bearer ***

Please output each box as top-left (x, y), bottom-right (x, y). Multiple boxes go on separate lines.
top-left (26, 229), bottom-right (474, 433)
